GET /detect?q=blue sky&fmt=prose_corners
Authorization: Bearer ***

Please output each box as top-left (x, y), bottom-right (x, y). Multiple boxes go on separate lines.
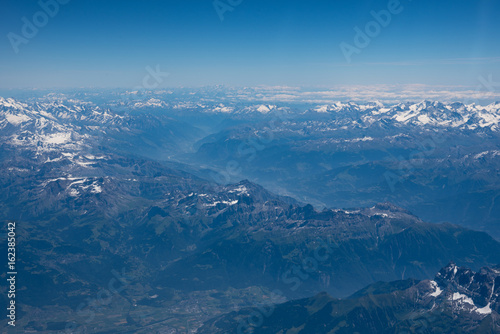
top-left (0, 0), bottom-right (499, 89)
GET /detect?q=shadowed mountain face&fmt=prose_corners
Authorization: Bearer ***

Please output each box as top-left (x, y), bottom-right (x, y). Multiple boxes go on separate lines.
top-left (1, 93), bottom-right (500, 332)
top-left (198, 263), bottom-right (500, 334)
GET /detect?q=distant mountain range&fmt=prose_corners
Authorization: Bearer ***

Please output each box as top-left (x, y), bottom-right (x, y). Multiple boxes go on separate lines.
top-left (2, 96), bottom-right (500, 132)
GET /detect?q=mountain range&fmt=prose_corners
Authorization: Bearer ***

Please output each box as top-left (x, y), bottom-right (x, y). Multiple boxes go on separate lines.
top-left (199, 263), bottom-right (500, 333)
top-left (1, 91), bottom-right (500, 332)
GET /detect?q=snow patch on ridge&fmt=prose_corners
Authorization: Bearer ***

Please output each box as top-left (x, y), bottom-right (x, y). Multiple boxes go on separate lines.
top-left (476, 303), bottom-right (492, 315)
top-left (5, 113), bottom-right (30, 125)
top-left (429, 281), bottom-right (442, 297)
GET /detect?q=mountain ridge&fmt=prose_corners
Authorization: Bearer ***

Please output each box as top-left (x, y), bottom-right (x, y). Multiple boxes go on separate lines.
top-left (198, 263), bottom-right (500, 333)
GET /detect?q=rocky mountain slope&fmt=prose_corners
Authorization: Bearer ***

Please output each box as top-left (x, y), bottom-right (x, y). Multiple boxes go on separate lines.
top-left (199, 263), bottom-right (500, 333)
